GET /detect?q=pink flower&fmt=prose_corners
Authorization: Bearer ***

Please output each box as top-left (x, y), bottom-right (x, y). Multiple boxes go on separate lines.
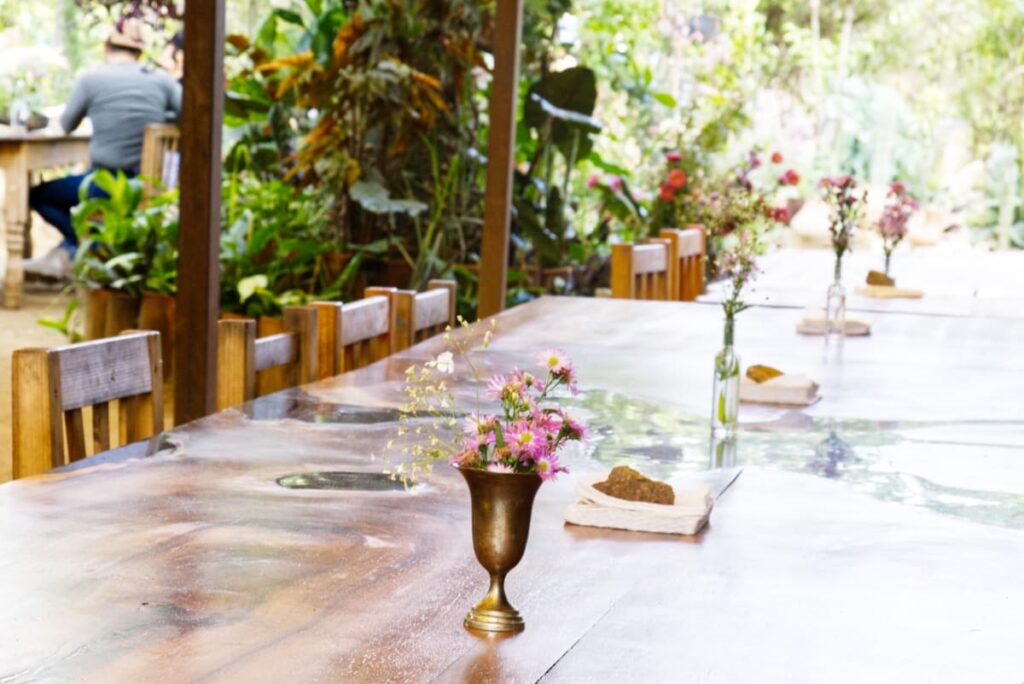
top-left (485, 374), bottom-right (509, 400)
top-left (773, 207), bottom-right (789, 223)
top-left (506, 420), bottom-right (549, 459)
top-left (487, 462), bottom-right (514, 473)
top-left (665, 150), bottom-right (683, 162)
top-left (667, 168), bottom-right (687, 189)
top-left (889, 181), bottom-right (906, 196)
top-left (561, 415), bottom-right (587, 442)
top-left (535, 456), bottom-right (557, 480)
top-left (537, 348), bottom-right (570, 374)
top-left (463, 413), bottom-right (498, 436)
top-left (587, 174), bottom-right (600, 188)
top-left (659, 183), bottom-right (675, 202)
top-left (771, 151), bottom-right (783, 164)
top-left (780, 169), bottom-right (800, 186)
top-left (608, 176), bottom-right (623, 192)
top-left (750, 152), bottom-right (761, 169)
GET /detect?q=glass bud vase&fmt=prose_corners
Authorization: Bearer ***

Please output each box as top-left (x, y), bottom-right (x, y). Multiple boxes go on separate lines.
top-left (825, 256), bottom-right (846, 353)
top-left (711, 316), bottom-right (740, 437)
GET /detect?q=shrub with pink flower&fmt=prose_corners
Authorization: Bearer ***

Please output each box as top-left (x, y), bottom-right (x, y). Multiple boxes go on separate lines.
top-left (877, 181), bottom-right (918, 276)
top-left (386, 317), bottom-right (585, 483)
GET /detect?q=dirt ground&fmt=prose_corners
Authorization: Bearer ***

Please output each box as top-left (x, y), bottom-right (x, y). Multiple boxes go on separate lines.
top-left (0, 223), bottom-right (70, 482)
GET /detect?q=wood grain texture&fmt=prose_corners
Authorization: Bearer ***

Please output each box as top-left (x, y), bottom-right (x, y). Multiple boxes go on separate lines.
top-left (2, 298), bottom-right (1023, 680)
top-left (611, 242), bottom-right (671, 300)
top-left (174, 0), bottom-right (225, 423)
top-left (54, 333), bottom-right (154, 410)
top-left (660, 226), bottom-right (705, 301)
top-left (139, 123), bottom-right (181, 196)
top-left (477, 0), bottom-right (524, 318)
top-left (11, 348), bottom-right (57, 477)
top-left (216, 318), bottom-right (256, 410)
top-left (253, 333), bottom-right (297, 372)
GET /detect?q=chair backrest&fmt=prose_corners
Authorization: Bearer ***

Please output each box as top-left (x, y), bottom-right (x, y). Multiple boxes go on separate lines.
top-left (140, 123), bottom-right (181, 195)
top-left (610, 240), bottom-right (672, 300)
top-left (216, 306), bottom-right (318, 410)
top-left (12, 331), bottom-right (164, 478)
top-left (311, 288), bottom-right (395, 379)
top-left (660, 227), bottom-right (705, 301)
top-left (391, 280), bottom-right (457, 351)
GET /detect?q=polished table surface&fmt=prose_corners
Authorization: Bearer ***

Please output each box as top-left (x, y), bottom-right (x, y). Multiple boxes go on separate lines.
top-left (1, 297), bottom-right (1022, 682)
top-left (700, 247), bottom-right (1024, 318)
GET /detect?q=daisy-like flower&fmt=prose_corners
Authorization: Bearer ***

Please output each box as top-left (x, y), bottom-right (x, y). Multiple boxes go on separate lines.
top-left (535, 454), bottom-right (562, 481)
top-left (487, 462), bottom-right (515, 473)
top-left (434, 351), bottom-right (454, 374)
top-left (561, 415), bottom-right (587, 442)
top-left (537, 348), bottom-right (570, 375)
top-left (485, 374), bottom-right (509, 399)
top-left (505, 420), bottom-right (549, 459)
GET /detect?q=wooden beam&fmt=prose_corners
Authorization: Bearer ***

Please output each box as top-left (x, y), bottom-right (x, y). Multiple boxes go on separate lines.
top-left (174, 0), bottom-right (226, 423)
top-left (477, 0), bottom-right (524, 319)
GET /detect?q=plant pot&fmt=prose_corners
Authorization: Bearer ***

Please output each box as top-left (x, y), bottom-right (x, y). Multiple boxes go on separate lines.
top-left (459, 467), bottom-right (543, 633)
top-left (138, 292), bottom-right (176, 380)
top-left (85, 288), bottom-right (111, 340)
top-left (104, 290), bottom-right (140, 338)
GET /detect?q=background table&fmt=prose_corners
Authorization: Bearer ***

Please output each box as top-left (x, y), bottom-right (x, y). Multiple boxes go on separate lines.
top-left (1, 298), bottom-right (1021, 681)
top-left (0, 130), bottom-right (90, 308)
top-left (700, 248), bottom-right (1024, 318)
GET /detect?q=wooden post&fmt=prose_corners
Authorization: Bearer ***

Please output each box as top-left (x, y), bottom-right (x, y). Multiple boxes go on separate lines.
top-left (477, 0), bottom-right (524, 319)
top-left (175, 0), bottom-right (226, 423)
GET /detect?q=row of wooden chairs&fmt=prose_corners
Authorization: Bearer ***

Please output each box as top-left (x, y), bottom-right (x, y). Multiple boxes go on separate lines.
top-left (610, 227), bottom-right (705, 301)
top-left (11, 281), bottom-right (456, 480)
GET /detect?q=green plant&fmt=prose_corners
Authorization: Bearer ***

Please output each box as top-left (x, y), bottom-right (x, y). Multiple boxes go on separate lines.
top-left (71, 170), bottom-right (179, 297)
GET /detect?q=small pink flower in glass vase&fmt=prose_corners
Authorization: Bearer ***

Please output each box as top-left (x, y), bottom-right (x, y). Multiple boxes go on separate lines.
top-left (877, 181), bottom-right (918, 275)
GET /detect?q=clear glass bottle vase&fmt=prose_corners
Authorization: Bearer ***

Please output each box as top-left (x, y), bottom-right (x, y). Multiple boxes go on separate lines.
top-left (825, 256), bottom-right (846, 350)
top-left (711, 315), bottom-right (740, 437)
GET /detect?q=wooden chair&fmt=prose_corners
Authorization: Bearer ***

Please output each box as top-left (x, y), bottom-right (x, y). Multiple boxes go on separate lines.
top-left (660, 227), bottom-right (705, 301)
top-left (139, 123), bottom-right (181, 196)
top-left (216, 306), bottom-right (318, 410)
top-left (12, 331), bottom-right (164, 478)
top-left (610, 240), bottom-right (672, 300)
top-left (391, 280), bottom-right (457, 351)
top-left (310, 287), bottom-right (396, 379)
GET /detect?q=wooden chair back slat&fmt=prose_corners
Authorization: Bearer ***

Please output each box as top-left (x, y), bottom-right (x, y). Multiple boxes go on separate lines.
top-left (391, 280), bottom-right (457, 351)
top-left (53, 334), bottom-right (154, 410)
top-left (610, 241), bottom-right (672, 300)
top-left (253, 333), bottom-right (297, 372)
top-left (216, 306), bottom-right (318, 410)
top-left (140, 123), bottom-right (181, 196)
top-left (12, 331), bottom-right (164, 478)
top-left (660, 227), bottom-right (706, 301)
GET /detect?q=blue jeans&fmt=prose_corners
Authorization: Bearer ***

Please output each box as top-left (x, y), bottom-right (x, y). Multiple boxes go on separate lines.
top-left (28, 169), bottom-right (135, 255)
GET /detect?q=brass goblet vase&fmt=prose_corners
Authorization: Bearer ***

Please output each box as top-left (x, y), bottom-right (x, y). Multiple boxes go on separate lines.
top-left (459, 467), bottom-right (543, 633)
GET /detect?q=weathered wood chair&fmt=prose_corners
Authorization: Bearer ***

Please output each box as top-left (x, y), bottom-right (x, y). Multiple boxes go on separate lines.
top-left (610, 240), bottom-right (672, 300)
top-left (391, 280), bottom-right (457, 351)
top-left (311, 287), bottom-right (396, 379)
top-left (12, 331), bottom-right (164, 478)
top-left (216, 306), bottom-right (318, 410)
top-left (139, 123), bottom-right (181, 196)
top-left (660, 227), bottom-right (705, 301)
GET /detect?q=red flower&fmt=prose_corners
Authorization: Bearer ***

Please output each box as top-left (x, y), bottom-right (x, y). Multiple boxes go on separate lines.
top-left (666, 151), bottom-right (683, 162)
top-left (773, 207), bottom-right (790, 223)
top-left (780, 169), bottom-right (800, 186)
top-left (667, 168), bottom-right (687, 189)
top-left (608, 176), bottom-right (623, 192)
top-left (771, 151), bottom-right (784, 164)
top-left (659, 183), bottom-right (675, 202)
top-left (890, 181), bottom-right (906, 195)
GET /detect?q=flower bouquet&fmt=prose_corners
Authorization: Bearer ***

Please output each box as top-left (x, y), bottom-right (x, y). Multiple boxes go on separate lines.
top-left (386, 320), bottom-right (586, 633)
top-left (876, 182), bottom-right (917, 278)
top-left (820, 176), bottom-right (867, 342)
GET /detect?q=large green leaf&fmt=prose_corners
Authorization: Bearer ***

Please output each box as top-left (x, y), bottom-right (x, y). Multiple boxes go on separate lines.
top-left (523, 66), bottom-right (599, 161)
top-left (350, 181), bottom-right (428, 217)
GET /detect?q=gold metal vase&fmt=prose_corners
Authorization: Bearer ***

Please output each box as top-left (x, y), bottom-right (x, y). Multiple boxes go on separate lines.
top-left (459, 467), bottom-right (543, 633)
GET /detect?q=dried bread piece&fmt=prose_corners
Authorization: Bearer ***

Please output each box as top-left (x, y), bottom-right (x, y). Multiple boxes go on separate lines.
top-left (593, 465), bottom-right (675, 505)
top-left (866, 270), bottom-right (895, 286)
top-left (746, 364), bottom-right (783, 383)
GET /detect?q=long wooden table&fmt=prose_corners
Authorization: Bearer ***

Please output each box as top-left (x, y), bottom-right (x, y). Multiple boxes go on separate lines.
top-left (1, 298), bottom-right (1022, 681)
top-left (700, 248), bottom-right (1024, 318)
top-left (0, 130), bottom-right (90, 308)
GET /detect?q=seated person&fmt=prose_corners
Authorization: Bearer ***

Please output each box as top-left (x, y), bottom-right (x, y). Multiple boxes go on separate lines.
top-left (25, 19), bottom-right (182, 280)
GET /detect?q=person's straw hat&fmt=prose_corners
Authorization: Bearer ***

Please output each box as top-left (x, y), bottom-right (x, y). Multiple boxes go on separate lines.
top-left (106, 18), bottom-right (145, 52)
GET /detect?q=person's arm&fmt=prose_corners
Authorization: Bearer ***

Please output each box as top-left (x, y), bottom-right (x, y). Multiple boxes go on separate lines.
top-left (165, 76), bottom-right (182, 120)
top-left (59, 75), bottom-right (90, 133)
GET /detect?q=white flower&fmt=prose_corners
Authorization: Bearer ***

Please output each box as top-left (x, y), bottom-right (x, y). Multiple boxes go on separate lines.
top-left (433, 351), bottom-right (455, 375)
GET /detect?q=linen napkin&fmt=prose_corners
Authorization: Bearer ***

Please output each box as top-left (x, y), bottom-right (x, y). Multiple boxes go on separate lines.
top-left (855, 284), bottom-right (924, 299)
top-left (796, 315), bottom-right (871, 336)
top-left (739, 373), bottom-right (820, 406)
top-left (564, 474), bottom-right (713, 535)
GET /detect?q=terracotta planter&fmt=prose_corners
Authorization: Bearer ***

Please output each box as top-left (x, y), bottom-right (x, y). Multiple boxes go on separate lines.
top-left (138, 292), bottom-right (176, 380)
top-left (85, 289), bottom-right (111, 341)
top-left (104, 290), bottom-right (141, 338)
top-left (459, 467), bottom-right (543, 633)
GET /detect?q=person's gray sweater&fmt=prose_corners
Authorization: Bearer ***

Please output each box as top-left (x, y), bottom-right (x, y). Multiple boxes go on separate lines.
top-left (60, 61), bottom-right (182, 171)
